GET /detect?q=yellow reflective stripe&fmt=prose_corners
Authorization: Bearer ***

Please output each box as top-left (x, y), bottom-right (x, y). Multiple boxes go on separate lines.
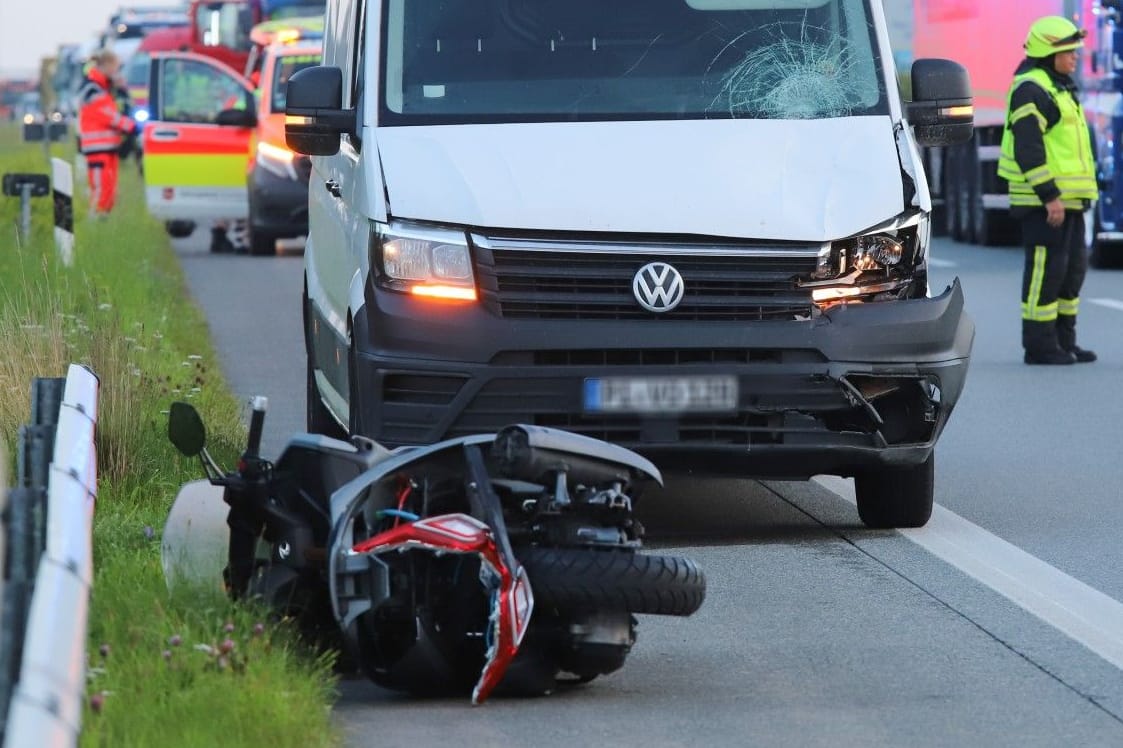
top-left (1058, 297), bottom-right (1079, 316)
top-left (1023, 245), bottom-right (1050, 322)
top-left (997, 159), bottom-right (1023, 181)
top-left (1021, 304), bottom-right (1058, 321)
top-left (1025, 165), bottom-right (1054, 185)
top-left (1010, 102), bottom-right (1047, 131)
top-left (144, 153), bottom-right (248, 188)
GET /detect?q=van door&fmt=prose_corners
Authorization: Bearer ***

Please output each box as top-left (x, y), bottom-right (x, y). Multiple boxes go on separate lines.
top-left (142, 52), bottom-right (255, 221)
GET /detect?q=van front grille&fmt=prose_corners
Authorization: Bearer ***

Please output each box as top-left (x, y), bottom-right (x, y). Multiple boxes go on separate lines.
top-left (472, 234), bottom-right (822, 321)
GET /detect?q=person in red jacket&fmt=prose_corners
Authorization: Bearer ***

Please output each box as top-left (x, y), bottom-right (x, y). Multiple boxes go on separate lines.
top-left (78, 50), bottom-right (136, 217)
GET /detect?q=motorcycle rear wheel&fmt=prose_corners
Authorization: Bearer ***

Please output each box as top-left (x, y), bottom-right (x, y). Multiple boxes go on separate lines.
top-left (518, 548), bottom-right (705, 617)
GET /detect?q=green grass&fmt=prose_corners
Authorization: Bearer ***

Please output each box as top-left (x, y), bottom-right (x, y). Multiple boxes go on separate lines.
top-left (0, 123), bottom-right (339, 747)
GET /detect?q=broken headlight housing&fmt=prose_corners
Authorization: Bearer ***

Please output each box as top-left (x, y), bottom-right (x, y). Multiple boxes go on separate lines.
top-left (802, 212), bottom-right (928, 308)
top-left (370, 221), bottom-right (478, 301)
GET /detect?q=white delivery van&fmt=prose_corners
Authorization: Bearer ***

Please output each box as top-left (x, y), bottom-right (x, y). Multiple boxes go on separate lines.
top-left (284, 0), bottom-right (976, 528)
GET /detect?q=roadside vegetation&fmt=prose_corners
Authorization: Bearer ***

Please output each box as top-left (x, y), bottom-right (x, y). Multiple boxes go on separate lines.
top-left (0, 124), bottom-right (339, 747)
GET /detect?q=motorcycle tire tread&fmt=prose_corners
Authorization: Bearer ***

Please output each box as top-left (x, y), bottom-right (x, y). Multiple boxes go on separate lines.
top-left (518, 547), bottom-right (705, 617)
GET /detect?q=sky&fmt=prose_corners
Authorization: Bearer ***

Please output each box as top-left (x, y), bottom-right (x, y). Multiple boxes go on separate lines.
top-left (0, 0), bottom-right (185, 78)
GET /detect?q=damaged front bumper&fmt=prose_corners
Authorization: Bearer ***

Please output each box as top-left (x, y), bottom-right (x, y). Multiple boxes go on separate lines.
top-left (346, 279), bottom-right (974, 480)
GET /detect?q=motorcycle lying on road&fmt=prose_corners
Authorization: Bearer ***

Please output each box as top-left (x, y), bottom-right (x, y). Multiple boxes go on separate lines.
top-left (162, 397), bottom-right (706, 704)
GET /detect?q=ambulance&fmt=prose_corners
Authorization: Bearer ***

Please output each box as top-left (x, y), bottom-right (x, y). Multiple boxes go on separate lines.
top-left (141, 36), bottom-right (322, 254)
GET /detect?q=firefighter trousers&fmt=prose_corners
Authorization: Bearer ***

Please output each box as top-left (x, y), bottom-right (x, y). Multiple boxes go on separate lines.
top-left (1020, 209), bottom-right (1086, 354)
top-left (85, 151), bottom-right (120, 216)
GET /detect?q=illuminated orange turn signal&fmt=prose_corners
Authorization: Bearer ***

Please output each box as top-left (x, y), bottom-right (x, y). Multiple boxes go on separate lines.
top-left (939, 105), bottom-right (974, 118)
top-left (811, 287), bottom-right (862, 302)
top-left (410, 285), bottom-right (478, 301)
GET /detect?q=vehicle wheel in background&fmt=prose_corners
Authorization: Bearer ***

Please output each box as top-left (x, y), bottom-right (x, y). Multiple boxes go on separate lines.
top-left (165, 220), bottom-right (195, 239)
top-left (944, 146), bottom-right (962, 241)
top-left (249, 228), bottom-right (277, 256)
top-left (854, 454), bottom-right (935, 529)
top-left (955, 144), bottom-right (975, 243)
top-left (1090, 209), bottom-right (1118, 269)
top-left (969, 143), bottom-right (1017, 246)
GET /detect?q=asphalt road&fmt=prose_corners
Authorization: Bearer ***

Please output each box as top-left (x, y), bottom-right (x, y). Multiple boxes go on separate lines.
top-left (173, 230), bottom-right (1123, 747)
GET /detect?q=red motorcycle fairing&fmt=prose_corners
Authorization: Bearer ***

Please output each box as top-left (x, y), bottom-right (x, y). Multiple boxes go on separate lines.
top-left (347, 513), bottom-right (533, 704)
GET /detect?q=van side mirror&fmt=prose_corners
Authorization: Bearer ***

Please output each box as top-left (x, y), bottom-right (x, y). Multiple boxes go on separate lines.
top-left (215, 107), bottom-right (256, 128)
top-left (907, 58), bottom-right (974, 148)
top-left (285, 66), bottom-right (352, 156)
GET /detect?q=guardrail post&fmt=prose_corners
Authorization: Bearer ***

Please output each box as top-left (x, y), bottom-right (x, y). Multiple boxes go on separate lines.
top-left (51, 159), bottom-right (74, 267)
top-left (1, 368), bottom-right (96, 748)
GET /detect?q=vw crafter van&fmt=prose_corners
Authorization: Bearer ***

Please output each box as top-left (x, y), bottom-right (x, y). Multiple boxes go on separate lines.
top-left (286, 0), bottom-right (976, 529)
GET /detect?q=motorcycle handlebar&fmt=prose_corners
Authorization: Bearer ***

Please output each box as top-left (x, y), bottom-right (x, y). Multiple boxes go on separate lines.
top-left (245, 396), bottom-right (268, 459)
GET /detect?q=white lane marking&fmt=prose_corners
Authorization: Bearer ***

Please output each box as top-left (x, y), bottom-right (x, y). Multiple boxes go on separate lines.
top-left (815, 475), bottom-right (1123, 671)
top-left (1088, 298), bottom-right (1123, 313)
top-left (928, 258), bottom-right (957, 268)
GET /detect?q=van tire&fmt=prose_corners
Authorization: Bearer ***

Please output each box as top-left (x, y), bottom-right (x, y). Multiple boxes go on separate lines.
top-left (306, 353), bottom-right (345, 439)
top-left (854, 454), bottom-right (934, 529)
top-left (347, 333), bottom-right (366, 437)
top-left (304, 290), bottom-right (346, 439)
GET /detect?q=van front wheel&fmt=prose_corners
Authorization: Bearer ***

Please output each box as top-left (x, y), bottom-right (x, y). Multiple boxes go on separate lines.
top-left (854, 455), bottom-right (934, 529)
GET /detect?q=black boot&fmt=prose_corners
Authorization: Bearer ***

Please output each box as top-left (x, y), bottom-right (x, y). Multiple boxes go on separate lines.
top-left (1024, 348), bottom-right (1076, 365)
top-left (1056, 316), bottom-right (1096, 362)
top-left (1022, 319), bottom-right (1074, 365)
top-left (210, 226), bottom-right (235, 254)
top-left (1066, 345), bottom-right (1097, 363)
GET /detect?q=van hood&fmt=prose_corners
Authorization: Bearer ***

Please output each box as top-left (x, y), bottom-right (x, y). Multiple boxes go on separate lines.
top-left (376, 117), bottom-right (905, 242)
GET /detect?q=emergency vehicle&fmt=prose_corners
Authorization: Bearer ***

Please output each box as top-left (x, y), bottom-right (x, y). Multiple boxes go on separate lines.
top-left (183, 0), bottom-right (324, 73)
top-left (140, 37), bottom-right (321, 254)
top-left (125, 26), bottom-right (194, 123)
top-left (247, 41), bottom-right (322, 253)
top-left (101, 6), bottom-right (191, 65)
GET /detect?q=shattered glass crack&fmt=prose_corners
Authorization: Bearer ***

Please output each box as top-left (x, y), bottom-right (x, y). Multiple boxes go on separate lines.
top-left (709, 19), bottom-right (876, 120)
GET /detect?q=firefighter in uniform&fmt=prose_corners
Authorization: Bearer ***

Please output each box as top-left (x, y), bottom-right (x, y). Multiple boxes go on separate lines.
top-left (998, 16), bottom-right (1098, 365)
top-left (77, 50), bottom-right (137, 217)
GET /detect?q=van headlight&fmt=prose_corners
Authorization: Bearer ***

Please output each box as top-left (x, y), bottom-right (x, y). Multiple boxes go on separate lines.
top-left (851, 234), bottom-right (904, 270)
top-left (801, 212), bottom-right (926, 308)
top-left (371, 221), bottom-right (477, 302)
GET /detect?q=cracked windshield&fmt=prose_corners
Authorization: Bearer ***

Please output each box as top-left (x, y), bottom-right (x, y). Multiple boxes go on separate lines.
top-left (382, 0), bottom-right (887, 124)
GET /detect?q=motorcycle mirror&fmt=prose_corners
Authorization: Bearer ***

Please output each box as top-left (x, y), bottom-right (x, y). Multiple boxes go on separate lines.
top-left (168, 402), bottom-right (206, 457)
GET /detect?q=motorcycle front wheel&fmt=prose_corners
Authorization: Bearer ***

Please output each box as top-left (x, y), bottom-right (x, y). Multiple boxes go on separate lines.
top-left (518, 548), bottom-right (705, 617)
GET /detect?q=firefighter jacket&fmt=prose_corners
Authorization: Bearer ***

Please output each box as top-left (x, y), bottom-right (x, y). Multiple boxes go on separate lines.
top-left (997, 62), bottom-right (1097, 210)
top-left (78, 69), bottom-right (135, 155)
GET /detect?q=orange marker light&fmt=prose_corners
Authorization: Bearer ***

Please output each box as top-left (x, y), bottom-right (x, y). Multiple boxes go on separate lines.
top-left (410, 285), bottom-right (477, 301)
top-left (940, 105), bottom-right (974, 118)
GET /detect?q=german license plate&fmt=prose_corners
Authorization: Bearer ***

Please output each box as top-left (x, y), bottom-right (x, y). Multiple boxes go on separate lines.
top-left (583, 375), bottom-right (738, 414)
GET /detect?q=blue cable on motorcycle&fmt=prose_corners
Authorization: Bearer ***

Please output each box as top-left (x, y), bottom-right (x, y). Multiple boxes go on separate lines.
top-left (375, 509), bottom-right (420, 522)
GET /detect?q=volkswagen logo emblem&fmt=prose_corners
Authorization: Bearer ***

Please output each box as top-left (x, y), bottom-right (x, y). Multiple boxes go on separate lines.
top-left (278, 542), bottom-right (291, 560)
top-left (633, 262), bottom-right (685, 313)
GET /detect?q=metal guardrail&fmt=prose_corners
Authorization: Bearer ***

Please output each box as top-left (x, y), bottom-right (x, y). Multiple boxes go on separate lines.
top-left (0, 365), bottom-right (99, 748)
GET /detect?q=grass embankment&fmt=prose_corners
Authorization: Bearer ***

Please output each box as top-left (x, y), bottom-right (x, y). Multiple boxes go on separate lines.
top-left (0, 124), bottom-right (338, 747)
